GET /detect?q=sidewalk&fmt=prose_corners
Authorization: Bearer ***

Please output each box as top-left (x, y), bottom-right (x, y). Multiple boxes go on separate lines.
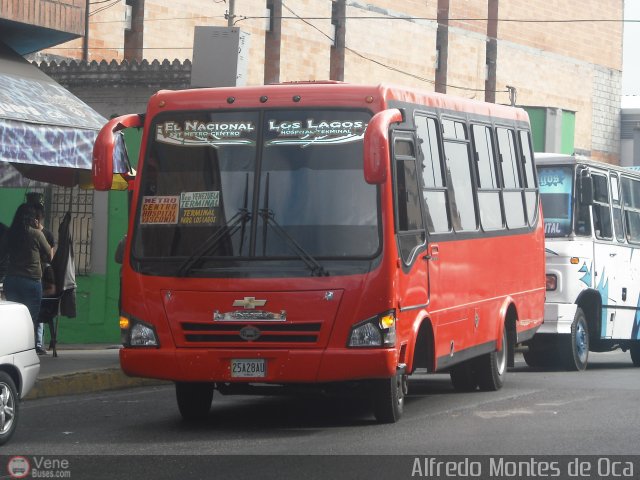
top-left (25, 345), bottom-right (168, 400)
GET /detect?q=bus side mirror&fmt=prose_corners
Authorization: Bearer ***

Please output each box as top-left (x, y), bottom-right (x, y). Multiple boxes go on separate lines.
top-left (93, 114), bottom-right (144, 191)
top-left (363, 109), bottom-right (403, 184)
top-left (578, 175), bottom-right (594, 205)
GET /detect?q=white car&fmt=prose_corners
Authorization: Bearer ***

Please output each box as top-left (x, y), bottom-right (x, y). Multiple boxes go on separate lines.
top-left (0, 299), bottom-right (40, 445)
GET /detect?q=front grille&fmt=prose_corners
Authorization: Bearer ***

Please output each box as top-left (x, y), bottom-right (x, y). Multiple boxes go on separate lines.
top-left (180, 322), bottom-right (322, 344)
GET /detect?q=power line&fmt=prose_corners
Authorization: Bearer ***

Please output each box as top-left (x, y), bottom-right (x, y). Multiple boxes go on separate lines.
top-left (88, 15), bottom-right (638, 25)
top-left (90, 0), bottom-right (120, 17)
top-left (280, 2), bottom-right (500, 93)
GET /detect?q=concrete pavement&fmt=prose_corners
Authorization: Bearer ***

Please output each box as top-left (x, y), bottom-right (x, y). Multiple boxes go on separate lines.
top-left (25, 345), bottom-right (168, 400)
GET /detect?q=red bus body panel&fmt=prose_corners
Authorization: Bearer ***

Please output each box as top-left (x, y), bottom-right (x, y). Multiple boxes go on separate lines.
top-left (115, 83), bottom-right (544, 383)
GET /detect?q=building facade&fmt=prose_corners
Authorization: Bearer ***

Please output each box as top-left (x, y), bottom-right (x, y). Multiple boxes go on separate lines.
top-left (47, 0), bottom-right (624, 163)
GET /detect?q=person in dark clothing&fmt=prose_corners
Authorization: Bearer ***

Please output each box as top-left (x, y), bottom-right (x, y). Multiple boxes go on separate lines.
top-left (27, 195), bottom-right (56, 354)
top-left (0, 203), bottom-right (52, 354)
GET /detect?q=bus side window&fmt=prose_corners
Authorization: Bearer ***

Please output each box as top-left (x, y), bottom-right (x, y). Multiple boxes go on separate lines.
top-left (610, 174), bottom-right (625, 242)
top-left (415, 115), bottom-right (450, 234)
top-left (621, 177), bottom-right (640, 243)
top-left (592, 173), bottom-right (612, 240)
top-left (496, 128), bottom-right (526, 229)
top-left (393, 136), bottom-right (426, 264)
top-left (442, 119), bottom-right (477, 232)
top-left (518, 130), bottom-right (538, 226)
top-left (471, 123), bottom-right (503, 230)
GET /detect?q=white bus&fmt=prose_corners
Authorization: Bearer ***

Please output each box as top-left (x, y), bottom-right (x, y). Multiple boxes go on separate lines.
top-left (530, 154), bottom-right (640, 370)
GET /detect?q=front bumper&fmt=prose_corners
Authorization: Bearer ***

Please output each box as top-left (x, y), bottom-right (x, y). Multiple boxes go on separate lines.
top-left (120, 346), bottom-right (398, 383)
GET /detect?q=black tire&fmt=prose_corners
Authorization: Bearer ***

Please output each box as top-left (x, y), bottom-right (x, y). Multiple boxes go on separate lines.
top-left (175, 382), bottom-right (214, 422)
top-left (449, 361), bottom-right (478, 392)
top-left (372, 372), bottom-right (405, 423)
top-left (630, 343), bottom-right (640, 367)
top-left (476, 327), bottom-right (507, 391)
top-left (564, 307), bottom-right (589, 371)
top-left (0, 371), bottom-right (19, 446)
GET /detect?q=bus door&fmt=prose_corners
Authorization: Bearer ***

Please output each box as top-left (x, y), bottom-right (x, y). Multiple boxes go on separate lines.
top-left (590, 170), bottom-right (626, 338)
top-left (391, 131), bottom-right (430, 314)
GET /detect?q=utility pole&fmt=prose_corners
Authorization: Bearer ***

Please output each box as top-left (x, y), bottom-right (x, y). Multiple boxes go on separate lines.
top-left (82, 0), bottom-right (90, 61)
top-left (227, 0), bottom-right (235, 26)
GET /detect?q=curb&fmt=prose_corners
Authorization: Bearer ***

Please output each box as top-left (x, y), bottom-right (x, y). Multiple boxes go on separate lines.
top-left (25, 368), bottom-right (170, 400)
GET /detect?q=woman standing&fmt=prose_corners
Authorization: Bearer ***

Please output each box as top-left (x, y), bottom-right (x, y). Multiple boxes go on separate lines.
top-left (0, 203), bottom-right (52, 354)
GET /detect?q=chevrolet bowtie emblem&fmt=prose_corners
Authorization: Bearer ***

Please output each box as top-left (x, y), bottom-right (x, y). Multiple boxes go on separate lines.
top-left (233, 297), bottom-right (267, 309)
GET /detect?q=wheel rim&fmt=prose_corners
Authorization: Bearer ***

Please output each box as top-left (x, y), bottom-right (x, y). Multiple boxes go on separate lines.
top-left (496, 333), bottom-right (507, 375)
top-left (396, 374), bottom-right (405, 409)
top-left (575, 320), bottom-right (588, 362)
top-left (0, 382), bottom-right (16, 435)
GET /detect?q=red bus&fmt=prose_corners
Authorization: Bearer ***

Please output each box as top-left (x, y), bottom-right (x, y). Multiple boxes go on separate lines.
top-left (92, 82), bottom-right (545, 423)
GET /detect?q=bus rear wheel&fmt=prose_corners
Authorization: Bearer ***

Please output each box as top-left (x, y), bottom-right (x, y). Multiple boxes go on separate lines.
top-left (564, 307), bottom-right (589, 371)
top-left (175, 382), bottom-right (214, 422)
top-left (476, 327), bottom-right (507, 391)
top-left (372, 371), bottom-right (406, 424)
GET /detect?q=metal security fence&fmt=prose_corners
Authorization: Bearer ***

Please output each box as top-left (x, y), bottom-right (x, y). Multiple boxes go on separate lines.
top-left (28, 186), bottom-right (93, 276)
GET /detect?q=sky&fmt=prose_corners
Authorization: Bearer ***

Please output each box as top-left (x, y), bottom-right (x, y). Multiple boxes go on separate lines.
top-left (622, 1), bottom-right (640, 106)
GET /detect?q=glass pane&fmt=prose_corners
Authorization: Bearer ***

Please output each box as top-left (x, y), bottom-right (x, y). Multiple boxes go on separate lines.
top-left (525, 191), bottom-right (538, 226)
top-left (134, 111), bottom-right (260, 259)
top-left (613, 206), bottom-right (625, 242)
top-left (395, 159), bottom-right (424, 232)
top-left (444, 141), bottom-right (477, 231)
top-left (626, 211), bottom-right (640, 243)
top-left (497, 128), bottom-right (520, 188)
top-left (503, 191), bottom-right (526, 228)
top-left (423, 190), bottom-right (450, 233)
top-left (416, 116), bottom-right (444, 188)
top-left (442, 119), bottom-right (466, 140)
top-left (538, 166), bottom-right (574, 237)
top-left (395, 139), bottom-right (415, 157)
top-left (473, 125), bottom-right (498, 189)
top-left (398, 232), bottom-right (426, 264)
top-left (478, 191), bottom-right (503, 230)
top-left (257, 110), bottom-right (377, 257)
top-left (592, 174), bottom-right (609, 203)
top-left (519, 131), bottom-right (536, 188)
top-left (593, 203), bottom-right (612, 239)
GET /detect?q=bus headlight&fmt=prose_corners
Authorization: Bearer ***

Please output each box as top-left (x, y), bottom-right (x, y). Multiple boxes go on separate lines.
top-left (546, 274), bottom-right (557, 291)
top-left (120, 314), bottom-right (159, 347)
top-left (348, 310), bottom-right (396, 347)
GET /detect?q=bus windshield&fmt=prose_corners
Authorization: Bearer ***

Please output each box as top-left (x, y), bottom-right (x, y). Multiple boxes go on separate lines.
top-left (131, 109), bottom-right (379, 275)
top-left (538, 165), bottom-right (575, 238)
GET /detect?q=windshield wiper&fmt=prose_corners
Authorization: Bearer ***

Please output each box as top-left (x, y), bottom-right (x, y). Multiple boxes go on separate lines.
top-left (176, 208), bottom-right (251, 276)
top-left (259, 208), bottom-right (329, 277)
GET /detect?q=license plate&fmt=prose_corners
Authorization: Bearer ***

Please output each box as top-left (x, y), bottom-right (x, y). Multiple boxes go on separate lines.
top-left (231, 359), bottom-right (266, 378)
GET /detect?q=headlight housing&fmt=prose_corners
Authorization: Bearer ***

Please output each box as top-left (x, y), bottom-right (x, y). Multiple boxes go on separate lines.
top-left (120, 314), bottom-right (159, 347)
top-left (348, 310), bottom-right (396, 348)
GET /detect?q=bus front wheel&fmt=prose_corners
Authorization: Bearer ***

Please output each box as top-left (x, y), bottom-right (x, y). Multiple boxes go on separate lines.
top-left (564, 308), bottom-right (589, 371)
top-left (175, 382), bottom-right (214, 422)
top-left (372, 371), bottom-right (406, 423)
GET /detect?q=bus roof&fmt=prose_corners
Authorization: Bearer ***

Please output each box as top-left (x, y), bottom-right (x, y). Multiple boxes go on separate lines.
top-left (148, 82), bottom-right (529, 122)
